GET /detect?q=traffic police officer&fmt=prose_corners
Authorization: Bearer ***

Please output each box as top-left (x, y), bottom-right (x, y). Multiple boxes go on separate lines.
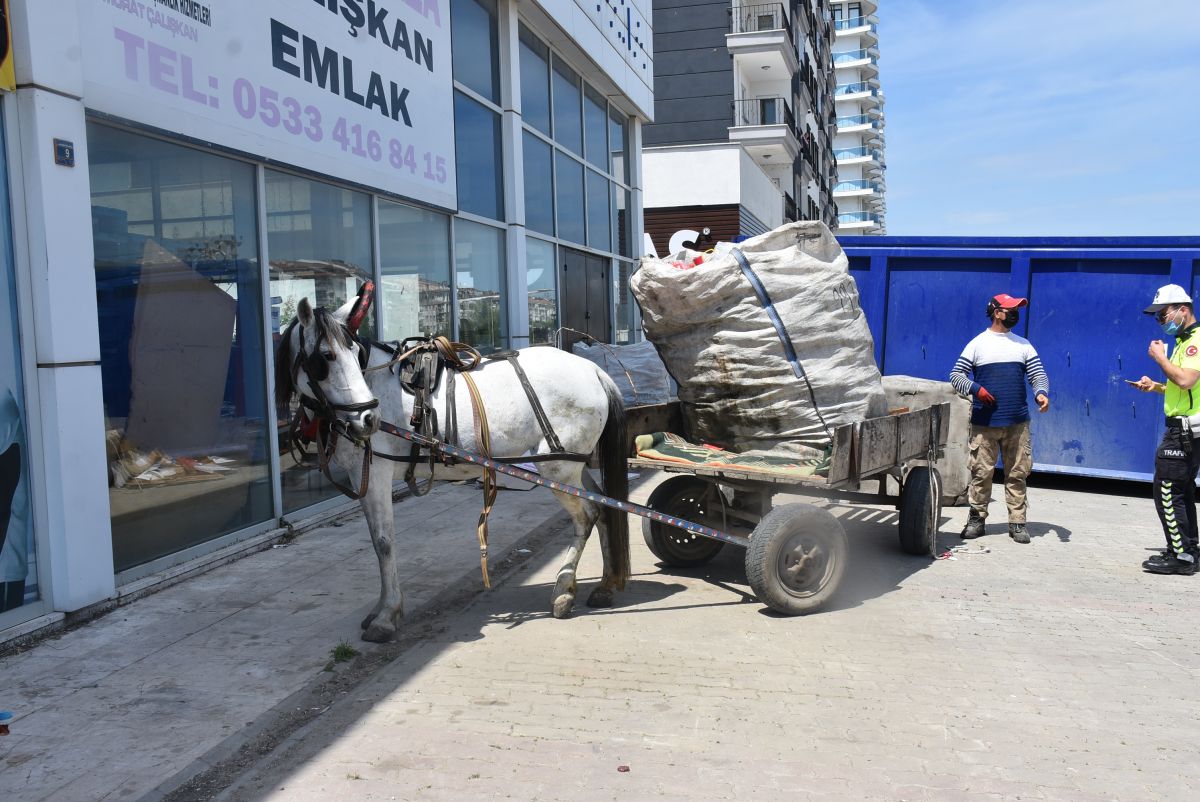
top-left (1136, 284), bottom-right (1200, 575)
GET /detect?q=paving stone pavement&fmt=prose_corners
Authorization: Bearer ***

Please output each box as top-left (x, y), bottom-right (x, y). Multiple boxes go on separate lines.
top-left (207, 476), bottom-right (1199, 802)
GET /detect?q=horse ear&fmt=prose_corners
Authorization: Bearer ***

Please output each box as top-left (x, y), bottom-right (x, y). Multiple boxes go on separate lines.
top-left (297, 298), bottom-right (315, 327)
top-left (332, 294), bottom-right (356, 324)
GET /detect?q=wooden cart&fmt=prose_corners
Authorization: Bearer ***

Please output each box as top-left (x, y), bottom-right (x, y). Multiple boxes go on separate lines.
top-left (627, 402), bottom-right (951, 615)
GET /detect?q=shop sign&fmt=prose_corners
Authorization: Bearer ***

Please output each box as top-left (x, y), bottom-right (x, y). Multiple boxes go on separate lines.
top-left (77, 0), bottom-right (456, 210)
top-left (0, 0), bottom-right (14, 92)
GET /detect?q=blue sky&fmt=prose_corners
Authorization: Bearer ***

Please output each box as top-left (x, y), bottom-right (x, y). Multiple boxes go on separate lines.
top-left (880, 0), bottom-right (1200, 236)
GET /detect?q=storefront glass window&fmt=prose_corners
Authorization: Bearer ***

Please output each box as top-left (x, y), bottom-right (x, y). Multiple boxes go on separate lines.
top-left (379, 200), bottom-right (452, 341)
top-left (451, 0), bottom-right (500, 103)
top-left (554, 152), bottom-right (585, 245)
top-left (551, 57), bottom-right (582, 156)
top-left (583, 86), bottom-right (609, 171)
top-left (523, 132), bottom-right (554, 236)
top-left (616, 186), bottom-right (632, 258)
top-left (266, 171), bottom-right (373, 513)
top-left (526, 237), bottom-right (557, 346)
top-left (518, 25), bottom-right (551, 136)
top-left (88, 124), bottom-right (272, 572)
top-left (0, 112), bottom-right (35, 615)
top-left (454, 220), bottom-right (506, 351)
top-left (615, 259), bottom-right (634, 345)
top-left (609, 109), bottom-right (629, 184)
top-left (586, 169), bottom-right (611, 252)
top-left (454, 91), bottom-right (505, 222)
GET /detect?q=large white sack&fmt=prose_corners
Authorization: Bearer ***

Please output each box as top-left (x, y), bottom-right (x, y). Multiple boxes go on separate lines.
top-left (631, 220), bottom-right (887, 458)
top-left (571, 340), bottom-right (675, 406)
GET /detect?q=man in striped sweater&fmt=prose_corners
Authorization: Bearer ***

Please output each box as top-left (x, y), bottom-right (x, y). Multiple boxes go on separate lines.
top-left (949, 294), bottom-right (1051, 544)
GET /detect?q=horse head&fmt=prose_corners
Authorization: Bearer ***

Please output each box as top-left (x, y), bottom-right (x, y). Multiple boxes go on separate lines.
top-left (278, 296), bottom-right (380, 441)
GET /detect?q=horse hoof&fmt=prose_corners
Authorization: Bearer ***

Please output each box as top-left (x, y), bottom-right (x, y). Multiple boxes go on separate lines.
top-left (552, 593), bottom-right (575, 619)
top-left (360, 613), bottom-right (377, 631)
top-left (362, 621), bottom-right (397, 643)
top-left (586, 587), bottom-right (614, 608)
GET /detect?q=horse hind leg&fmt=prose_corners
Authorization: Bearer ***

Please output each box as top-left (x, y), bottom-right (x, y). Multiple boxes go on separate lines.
top-left (580, 472), bottom-right (617, 609)
top-left (549, 489), bottom-right (601, 619)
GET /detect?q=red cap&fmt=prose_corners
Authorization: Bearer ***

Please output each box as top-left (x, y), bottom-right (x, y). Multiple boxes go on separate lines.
top-left (991, 294), bottom-right (1028, 309)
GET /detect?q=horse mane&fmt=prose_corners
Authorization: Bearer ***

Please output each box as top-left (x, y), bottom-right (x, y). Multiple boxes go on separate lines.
top-left (274, 318), bottom-right (299, 409)
top-left (275, 308), bottom-right (361, 410)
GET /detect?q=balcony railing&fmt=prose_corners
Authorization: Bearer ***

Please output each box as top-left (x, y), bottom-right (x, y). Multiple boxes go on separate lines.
top-left (838, 211), bottom-right (880, 225)
top-left (835, 81), bottom-right (878, 97)
top-left (783, 193), bottom-right (798, 222)
top-left (731, 3), bottom-right (792, 38)
top-left (832, 48), bottom-right (879, 64)
top-left (834, 180), bottom-right (882, 193)
top-left (732, 97), bottom-right (796, 134)
top-left (834, 15), bottom-right (876, 32)
top-left (834, 146), bottom-right (884, 161)
top-left (836, 114), bottom-right (881, 128)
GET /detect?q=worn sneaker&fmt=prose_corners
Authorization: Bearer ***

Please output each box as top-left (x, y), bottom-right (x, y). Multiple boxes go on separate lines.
top-left (961, 510), bottom-right (985, 539)
top-left (1009, 523), bottom-right (1030, 544)
top-left (1143, 553), bottom-right (1198, 575)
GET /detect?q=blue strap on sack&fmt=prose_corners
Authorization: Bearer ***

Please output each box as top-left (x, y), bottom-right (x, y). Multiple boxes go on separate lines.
top-left (730, 248), bottom-right (832, 438)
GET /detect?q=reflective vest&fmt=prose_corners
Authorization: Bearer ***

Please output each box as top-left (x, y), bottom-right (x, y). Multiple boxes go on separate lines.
top-left (1165, 325), bottom-right (1200, 416)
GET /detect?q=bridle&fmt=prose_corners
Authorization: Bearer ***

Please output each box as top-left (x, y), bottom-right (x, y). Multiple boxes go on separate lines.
top-left (288, 296), bottom-right (380, 501)
top-left (291, 323), bottom-right (379, 426)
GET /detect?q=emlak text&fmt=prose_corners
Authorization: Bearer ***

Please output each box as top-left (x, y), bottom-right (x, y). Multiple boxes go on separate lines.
top-left (271, 19), bottom-right (412, 127)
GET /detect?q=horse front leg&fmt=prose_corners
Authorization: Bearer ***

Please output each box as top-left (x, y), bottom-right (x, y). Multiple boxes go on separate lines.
top-left (354, 456), bottom-right (404, 642)
top-left (549, 490), bottom-right (600, 619)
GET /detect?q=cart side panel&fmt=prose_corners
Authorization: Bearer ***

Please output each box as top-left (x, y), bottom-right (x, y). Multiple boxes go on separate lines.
top-left (857, 414), bottom-right (900, 478)
top-left (898, 407), bottom-right (933, 464)
top-left (827, 422), bottom-right (856, 485)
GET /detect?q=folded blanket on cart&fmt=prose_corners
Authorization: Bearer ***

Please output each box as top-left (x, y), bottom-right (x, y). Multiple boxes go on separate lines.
top-left (634, 432), bottom-right (830, 478)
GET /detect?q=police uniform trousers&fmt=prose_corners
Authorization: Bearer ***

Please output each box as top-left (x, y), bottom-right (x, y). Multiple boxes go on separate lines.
top-left (1153, 420), bottom-right (1200, 557)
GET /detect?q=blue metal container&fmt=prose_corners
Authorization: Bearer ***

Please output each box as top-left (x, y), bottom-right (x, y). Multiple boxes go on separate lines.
top-left (839, 237), bottom-right (1200, 481)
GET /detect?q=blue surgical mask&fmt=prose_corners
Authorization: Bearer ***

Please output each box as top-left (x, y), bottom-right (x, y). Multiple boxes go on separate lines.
top-left (1161, 311), bottom-right (1182, 337)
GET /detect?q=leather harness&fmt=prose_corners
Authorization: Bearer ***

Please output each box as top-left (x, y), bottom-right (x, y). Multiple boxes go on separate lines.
top-left (291, 323), bottom-right (590, 587)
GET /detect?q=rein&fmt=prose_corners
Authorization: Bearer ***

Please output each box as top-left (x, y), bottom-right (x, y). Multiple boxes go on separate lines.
top-left (293, 324), bottom-right (593, 588)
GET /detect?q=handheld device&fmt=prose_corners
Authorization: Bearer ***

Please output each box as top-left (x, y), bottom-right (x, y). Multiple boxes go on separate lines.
top-left (1123, 379), bottom-right (1140, 386)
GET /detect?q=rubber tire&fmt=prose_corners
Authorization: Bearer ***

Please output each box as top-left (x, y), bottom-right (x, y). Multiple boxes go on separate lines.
top-left (898, 465), bottom-right (940, 556)
top-left (745, 503), bottom-right (847, 616)
top-left (641, 476), bottom-right (726, 567)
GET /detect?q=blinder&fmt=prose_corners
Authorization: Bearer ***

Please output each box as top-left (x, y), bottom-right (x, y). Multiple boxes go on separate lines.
top-left (304, 348), bottom-right (331, 382)
top-left (292, 313), bottom-right (379, 423)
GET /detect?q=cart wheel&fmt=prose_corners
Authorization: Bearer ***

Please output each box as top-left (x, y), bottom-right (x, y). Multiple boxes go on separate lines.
top-left (641, 476), bottom-right (726, 567)
top-left (898, 465), bottom-right (941, 556)
top-left (745, 503), bottom-right (846, 615)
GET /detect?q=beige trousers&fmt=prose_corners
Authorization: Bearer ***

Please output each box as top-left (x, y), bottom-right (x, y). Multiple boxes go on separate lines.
top-left (967, 420), bottom-right (1033, 524)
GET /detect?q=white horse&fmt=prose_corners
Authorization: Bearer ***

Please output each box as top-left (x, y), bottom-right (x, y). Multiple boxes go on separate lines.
top-left (275, 296), bottom-right (631, 642)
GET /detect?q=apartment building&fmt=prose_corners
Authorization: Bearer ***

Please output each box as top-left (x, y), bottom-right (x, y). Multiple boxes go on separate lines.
top-left (642, 0), bottom-right (837, 256)
top-left (832, 0), bottom-right (886, 233)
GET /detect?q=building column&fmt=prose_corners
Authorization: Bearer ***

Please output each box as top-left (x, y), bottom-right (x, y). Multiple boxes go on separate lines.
top-left (627, 118), bottom-right (645, 338)
top-left (9, 2), bottom-right (116, 610)
top-left (497, 0), bottom-right (528, 348)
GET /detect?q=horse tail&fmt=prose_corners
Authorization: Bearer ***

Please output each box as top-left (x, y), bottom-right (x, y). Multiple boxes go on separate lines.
top-left (596, 370), bottom-right (631, 588)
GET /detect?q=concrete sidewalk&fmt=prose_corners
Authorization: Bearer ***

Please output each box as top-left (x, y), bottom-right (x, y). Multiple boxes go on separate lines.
top-left (0, 479), bottom-right (576, 801)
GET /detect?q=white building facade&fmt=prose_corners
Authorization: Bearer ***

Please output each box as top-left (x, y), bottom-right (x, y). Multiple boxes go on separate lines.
top-left (831, 0), bottom-right (885, 233)
top-left (0, 0), bottom-right (652, 641)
